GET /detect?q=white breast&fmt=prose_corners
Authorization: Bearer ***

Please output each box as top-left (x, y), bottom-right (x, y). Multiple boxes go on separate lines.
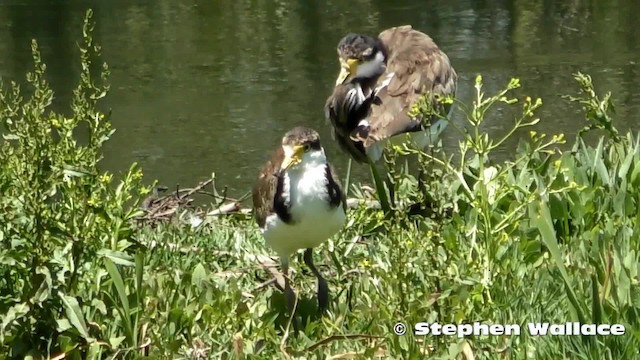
top-left (262, 162), bottom-right (346, 259)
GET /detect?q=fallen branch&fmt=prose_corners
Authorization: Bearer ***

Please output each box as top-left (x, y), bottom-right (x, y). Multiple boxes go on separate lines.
top-left (206, 201), bottom-right (241, 216)
top-left (346, 198), bottom-right (381, 209)
top-left (136, 177), bottom-right (247, 226)
top-left (135, 174), bottom-right (384, 228)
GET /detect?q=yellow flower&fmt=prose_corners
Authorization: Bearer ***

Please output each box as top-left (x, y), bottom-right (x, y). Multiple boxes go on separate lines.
top-left (131, 170), bottom-right (143, 181)
top-left (87, 197), bottom-right (99, 207)
top-left (99, 173), bottom-right (112, 184)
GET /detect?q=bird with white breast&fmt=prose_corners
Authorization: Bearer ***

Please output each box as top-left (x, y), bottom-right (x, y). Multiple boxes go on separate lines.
top-left (252, 126), bottom-right (346, 314)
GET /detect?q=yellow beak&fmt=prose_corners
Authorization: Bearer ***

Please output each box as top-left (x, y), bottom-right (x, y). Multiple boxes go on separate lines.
top-left (281, 145), bottom-right (305, 170)
top-left (335, 58), bottom-right (359, 85)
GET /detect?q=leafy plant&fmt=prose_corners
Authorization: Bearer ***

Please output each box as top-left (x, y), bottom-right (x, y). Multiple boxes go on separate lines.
top-left (0, 10), bottom-right (149, 359)
top-left (1, 10), bottom-right (638, 360)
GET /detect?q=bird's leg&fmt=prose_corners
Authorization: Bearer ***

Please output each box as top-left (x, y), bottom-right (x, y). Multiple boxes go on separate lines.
top-left (368, 158), bottom-right (391, 213)
top-left (281, 258), bottom-right (300, 334)
top-left (344, 158), bottom-right (353, 195)
top-left (408, 166), bottom-right (430, 217)
top-left (418, 129), bottom-right (439, 215)
top-left (417, 166), bottom-right (427, 198)
top-left (281, 258), bottom-right (297, 316)
top-left (385, 164), bottom-right (396, 210)
top-left (303, 248), bottom-right (329, 314)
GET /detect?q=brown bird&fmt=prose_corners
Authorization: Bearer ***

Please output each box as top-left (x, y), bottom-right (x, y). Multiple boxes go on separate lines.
top-left (325, 25), bottom-right (458, 164)
top-left (252, 127), bottom-right (346, 314)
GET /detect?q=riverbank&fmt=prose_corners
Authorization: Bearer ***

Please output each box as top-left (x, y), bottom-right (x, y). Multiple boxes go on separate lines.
top-left (1, 12), bottom-right (639, 360)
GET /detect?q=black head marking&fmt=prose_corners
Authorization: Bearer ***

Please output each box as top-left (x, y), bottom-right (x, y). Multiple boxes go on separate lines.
top-left (282, 126), bottom-right (322, 150)
top-left (337, 33), bottom-right (386, 62)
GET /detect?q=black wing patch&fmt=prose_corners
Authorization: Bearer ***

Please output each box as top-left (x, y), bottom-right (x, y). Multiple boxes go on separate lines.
top-left (325, 84), bottom-right (385, 163)
top-left (273, 171), bottom-right (292, 224)
top-left (325, 165), bottom-right (344, 209)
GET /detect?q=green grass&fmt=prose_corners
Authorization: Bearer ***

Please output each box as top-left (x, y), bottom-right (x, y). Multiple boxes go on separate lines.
top-left (1, 10), bottom-right (640, 360)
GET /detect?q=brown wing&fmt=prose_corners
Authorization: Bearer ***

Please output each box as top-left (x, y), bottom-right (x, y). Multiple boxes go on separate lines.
top-left (252, 147), bottom-right (284, 228)
top-left (364, 25), bottom-right (458, 147)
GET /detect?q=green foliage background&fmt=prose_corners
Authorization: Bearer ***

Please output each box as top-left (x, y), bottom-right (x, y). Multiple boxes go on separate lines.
top-left (1, 10), bottom-right (639, 360)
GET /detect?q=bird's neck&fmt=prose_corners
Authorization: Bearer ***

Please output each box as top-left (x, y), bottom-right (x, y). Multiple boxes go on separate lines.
top-left (284, 162), bottom-right (330, 214)
top-left (287, 160), bottom-right (326, 179)
top-left (352, 42), bottom-right (388, 91)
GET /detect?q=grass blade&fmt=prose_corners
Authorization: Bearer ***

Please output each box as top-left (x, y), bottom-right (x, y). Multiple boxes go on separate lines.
top-left (98, 249), bottom-right (135, 267)
top-left (58, 293), bottom-right (90, 340)
top-left (344, 158), bottom-right (352, 198)
top-left (104, 258), bottom-right (134, 346)
top-left (133, 251), bottom-right (144, 345)
top-left (591, 274), bottom-right (603, 324)
top-left (530, 200), bottom-right (586, 324)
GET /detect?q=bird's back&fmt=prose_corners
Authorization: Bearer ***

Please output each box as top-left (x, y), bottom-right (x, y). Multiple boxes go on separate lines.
top-left (364, 25), bottom-right (458, 148)
top-left (252, 147), bottom-right (283, 228)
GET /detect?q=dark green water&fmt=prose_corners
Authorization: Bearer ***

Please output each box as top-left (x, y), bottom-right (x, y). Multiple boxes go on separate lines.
top-left (1, 0), bottom-right (639, 199)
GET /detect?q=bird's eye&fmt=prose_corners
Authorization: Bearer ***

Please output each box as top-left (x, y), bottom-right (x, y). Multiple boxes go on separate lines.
top-left (303, 144), bottom-right (311, 152)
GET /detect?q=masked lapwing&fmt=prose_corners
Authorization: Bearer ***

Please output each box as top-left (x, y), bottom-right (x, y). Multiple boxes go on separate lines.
top-left (324, 25), bottom-right (457, 211)
top-left (252, 127), bottom-right (346, 314)
top-left (325, 25), bottom-right (457, 163)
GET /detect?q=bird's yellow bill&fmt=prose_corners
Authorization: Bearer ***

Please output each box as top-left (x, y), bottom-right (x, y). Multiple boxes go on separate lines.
top-left (335, 58), bottom-right (360, 85)
top-left (281, 145), bottom-right (305, 170)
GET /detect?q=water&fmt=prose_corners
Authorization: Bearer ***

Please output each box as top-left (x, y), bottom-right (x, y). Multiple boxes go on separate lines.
top-left (1, 0), bottom-right (639, 199)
